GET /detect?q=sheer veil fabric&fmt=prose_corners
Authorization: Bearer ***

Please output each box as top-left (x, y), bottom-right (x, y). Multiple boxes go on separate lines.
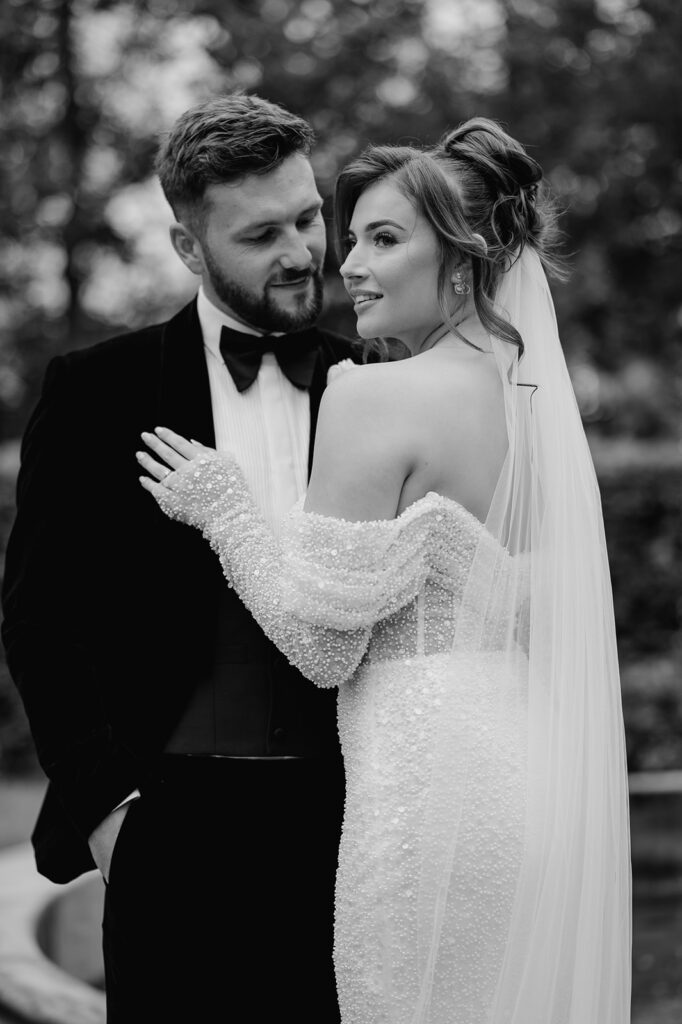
top-left (412, 248), bottom-right (632, 1023)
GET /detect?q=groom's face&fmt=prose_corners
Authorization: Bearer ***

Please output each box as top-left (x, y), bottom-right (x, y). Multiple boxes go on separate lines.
top-left (192, 153), bottom-right (326, 332)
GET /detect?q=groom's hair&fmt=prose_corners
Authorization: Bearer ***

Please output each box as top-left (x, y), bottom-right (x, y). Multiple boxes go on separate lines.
top-left (156, 92), bottom-right (315, 234)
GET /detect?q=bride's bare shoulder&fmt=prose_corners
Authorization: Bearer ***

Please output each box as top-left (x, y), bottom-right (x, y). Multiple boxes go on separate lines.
top-left (321, 358), bottom-right (411, 416)
top-left (321, 350), bottom-right (499, 428)
top-left (308, 361), bottom-right (420, 519)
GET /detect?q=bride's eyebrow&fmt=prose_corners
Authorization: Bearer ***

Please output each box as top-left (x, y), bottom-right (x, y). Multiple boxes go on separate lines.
top-left (345, 219), bottom-right (407, 240)
top-left (363, 219), bottom-right (406, 232)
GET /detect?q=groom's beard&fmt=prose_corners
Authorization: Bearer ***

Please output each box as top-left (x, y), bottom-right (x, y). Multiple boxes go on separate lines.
top-left (204, 250), bottom-right (324, 333)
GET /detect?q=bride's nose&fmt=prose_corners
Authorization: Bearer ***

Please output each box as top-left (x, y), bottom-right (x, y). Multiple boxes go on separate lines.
top-left (339, 247), bottom-right (365, 280)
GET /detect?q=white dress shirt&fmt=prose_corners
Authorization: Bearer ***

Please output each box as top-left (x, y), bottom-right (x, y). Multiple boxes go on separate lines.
top-left (197, 287), bottom-right (310, 537)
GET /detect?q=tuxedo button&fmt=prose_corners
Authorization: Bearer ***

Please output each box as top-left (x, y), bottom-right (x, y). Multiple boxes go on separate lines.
top-left (272, 727), bottom-right (286, 740)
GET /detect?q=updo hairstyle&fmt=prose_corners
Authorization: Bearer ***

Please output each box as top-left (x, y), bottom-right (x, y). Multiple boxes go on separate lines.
top-left (334, 117), bottom-right (563, 357)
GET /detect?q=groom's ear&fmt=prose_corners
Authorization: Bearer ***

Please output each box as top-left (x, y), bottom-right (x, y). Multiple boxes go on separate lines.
top-left (169, 222), bottom-right (204, 277)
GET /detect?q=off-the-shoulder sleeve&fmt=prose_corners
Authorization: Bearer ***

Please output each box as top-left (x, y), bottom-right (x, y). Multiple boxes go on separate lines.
top-left (154, 452), bottom-right (431, 688)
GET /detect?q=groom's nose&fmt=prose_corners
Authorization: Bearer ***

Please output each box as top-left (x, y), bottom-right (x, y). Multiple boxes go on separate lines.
top-left (279, 231), bottom-right (314, 272)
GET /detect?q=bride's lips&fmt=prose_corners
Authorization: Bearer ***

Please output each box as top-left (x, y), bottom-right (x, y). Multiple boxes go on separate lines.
top-left (350, 290), bottom-right (383, 311)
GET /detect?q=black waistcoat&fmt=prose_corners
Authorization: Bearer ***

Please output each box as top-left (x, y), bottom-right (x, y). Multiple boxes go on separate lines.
top-left (165, 584), bottom-right (340, 757)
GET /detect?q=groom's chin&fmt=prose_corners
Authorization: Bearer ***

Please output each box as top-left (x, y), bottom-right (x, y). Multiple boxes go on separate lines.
top-left (271, 293), bottom-right (323, 332)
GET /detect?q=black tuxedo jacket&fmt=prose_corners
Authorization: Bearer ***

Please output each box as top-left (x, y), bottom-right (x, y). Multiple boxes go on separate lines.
top-left (1, 300), bottom-right (355, 883)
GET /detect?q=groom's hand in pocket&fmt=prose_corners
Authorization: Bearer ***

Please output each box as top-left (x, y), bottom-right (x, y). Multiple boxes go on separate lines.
top-left (88, 797), bottom-right (137, 883)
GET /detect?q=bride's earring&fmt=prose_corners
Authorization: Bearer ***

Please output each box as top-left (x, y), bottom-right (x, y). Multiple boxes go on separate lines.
top-left (452, 270), bottom-right (471, 295)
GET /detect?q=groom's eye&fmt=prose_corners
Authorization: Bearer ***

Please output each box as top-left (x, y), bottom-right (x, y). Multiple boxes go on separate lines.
top-left (298, 211), bottom-right (322, 229)
top-left (245, 229), bottom-right (276, 244)
top-left (241, 226), bottom-right (278, 243)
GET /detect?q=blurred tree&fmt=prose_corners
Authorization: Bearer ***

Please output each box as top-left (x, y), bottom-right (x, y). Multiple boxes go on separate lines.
top-left (1, 0), bottom-right (680, 440)
top-left (0, 0), bottom-right (230, 437)
top-left (495, 0), bottom-right (682, 436)
top-left (0, 0), bottom-right (474, 435)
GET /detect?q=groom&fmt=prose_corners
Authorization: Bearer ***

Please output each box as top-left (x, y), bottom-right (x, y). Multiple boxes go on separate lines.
top-left (1, 93), bottom-right (354, 1022)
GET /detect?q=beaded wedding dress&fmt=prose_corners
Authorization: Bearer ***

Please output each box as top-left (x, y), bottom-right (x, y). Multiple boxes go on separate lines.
top-left (153, 250), bottom-right (631, 1023)
top-left (159, 455), bottom-right (528, 1023)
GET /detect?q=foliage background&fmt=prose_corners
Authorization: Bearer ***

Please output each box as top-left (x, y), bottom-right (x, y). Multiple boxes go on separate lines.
top-left (0, 0), bottom-right (680, 773)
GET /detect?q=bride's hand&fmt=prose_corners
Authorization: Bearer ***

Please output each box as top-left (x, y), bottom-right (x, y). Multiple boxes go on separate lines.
top-left (137, 427), bottom-right (240, 529)
top-left (137, 426), bottom-right (220, 518)
top-left (136, 423), bottom-right (212, 479)
top-left (136, 426), bottom-right (213, 486)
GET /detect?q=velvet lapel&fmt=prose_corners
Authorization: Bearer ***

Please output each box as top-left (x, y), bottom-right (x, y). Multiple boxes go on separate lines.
top-left (153, 299), bottom-right (222, 614)
top-left (156, 298), bottom-right (216, 448)
top-left (304, 328), bottom-right (341, 479)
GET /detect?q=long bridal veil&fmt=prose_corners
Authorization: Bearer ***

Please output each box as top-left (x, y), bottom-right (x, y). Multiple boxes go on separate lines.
top-left (413, 248), bottom-right (631, 1023)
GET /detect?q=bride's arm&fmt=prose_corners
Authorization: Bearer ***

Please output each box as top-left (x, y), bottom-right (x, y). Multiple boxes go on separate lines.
top-left (137, 376), bottom-right (426, 689)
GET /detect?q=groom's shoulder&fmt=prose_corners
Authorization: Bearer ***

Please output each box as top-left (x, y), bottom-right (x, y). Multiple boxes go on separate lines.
top-left (58, 301), bottom-right (196, 374)
top-left (62, 324), bottom-right (162, 370)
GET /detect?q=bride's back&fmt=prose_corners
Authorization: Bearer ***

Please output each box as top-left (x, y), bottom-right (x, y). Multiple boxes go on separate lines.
top-left (307, 335), bottom-right (507, 526)
top-left (391, 338), bottom-right (507, 522)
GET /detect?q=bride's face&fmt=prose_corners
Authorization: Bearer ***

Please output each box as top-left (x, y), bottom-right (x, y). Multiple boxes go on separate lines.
top-left (339, 178), bottom-right (444, 350)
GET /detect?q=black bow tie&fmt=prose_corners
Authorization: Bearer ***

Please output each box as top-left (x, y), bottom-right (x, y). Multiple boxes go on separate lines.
top-left (219, 326), bottom-right (319, 393)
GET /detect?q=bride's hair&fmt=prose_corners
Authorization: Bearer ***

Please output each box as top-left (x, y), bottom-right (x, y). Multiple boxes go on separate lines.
top-left (334, 117), bottom-right (565, 357)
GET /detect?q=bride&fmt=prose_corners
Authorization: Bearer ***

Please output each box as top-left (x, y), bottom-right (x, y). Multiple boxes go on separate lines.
top-left (136, 118), bottom-right (632, 1023)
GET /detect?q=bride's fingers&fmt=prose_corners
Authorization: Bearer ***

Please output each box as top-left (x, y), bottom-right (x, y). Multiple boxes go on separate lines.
top-left (136, 450), bottom-right (175, 481)
top-left (140, 431), bottom-right (189, 470)
top-left (153, 426), bottom-right (202, 459)
top-left (139, 475), bottom-right (171, 500)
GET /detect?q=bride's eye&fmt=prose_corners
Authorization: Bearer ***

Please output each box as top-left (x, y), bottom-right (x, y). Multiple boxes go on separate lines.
top-left (373, 231), bottom-right (397, 247)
